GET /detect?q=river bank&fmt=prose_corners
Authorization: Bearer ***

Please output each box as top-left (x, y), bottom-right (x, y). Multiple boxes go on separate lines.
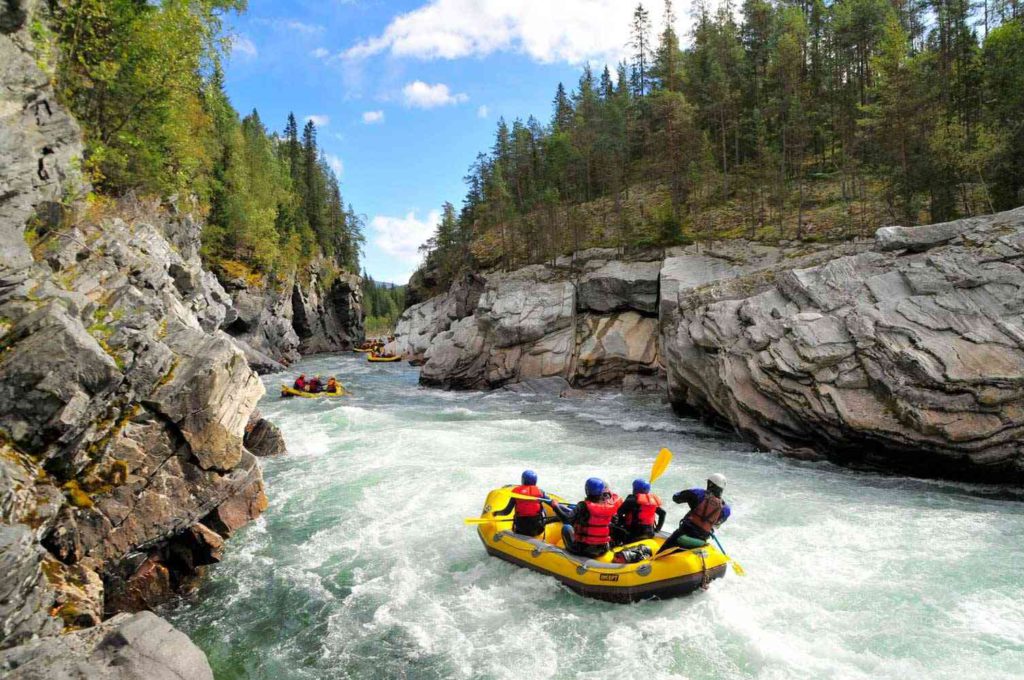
top-left (166, 355), bottom-right (1024, 680)
top-left (389, 208), bottom-right (1024, 485)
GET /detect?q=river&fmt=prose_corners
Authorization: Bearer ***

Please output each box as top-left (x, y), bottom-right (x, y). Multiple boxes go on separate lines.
top-left (165, 355), bottom-right (1024, 680)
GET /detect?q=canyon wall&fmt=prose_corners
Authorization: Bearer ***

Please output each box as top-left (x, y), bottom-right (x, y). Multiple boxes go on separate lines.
top-left (399, 209), bottom-right (1024, 483)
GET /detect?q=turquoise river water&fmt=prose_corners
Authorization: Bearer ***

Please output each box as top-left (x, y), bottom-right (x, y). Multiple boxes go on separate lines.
top-left (165, 355), bottom-right (1024, 680)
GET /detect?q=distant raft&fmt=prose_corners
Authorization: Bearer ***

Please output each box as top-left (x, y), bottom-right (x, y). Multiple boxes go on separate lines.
top-left (280, 384), bottom-right (345, 398)
top-left (366, 353), bottom-right (401, 363)
top-left (473, 486), bottom-right (728, 603)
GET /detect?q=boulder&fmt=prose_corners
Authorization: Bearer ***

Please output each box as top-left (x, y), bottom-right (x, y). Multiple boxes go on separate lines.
top-left (147, 329), bottom-right (263, 471)
top-left (244, 410), bottom-right (287, 457)
top-left (0, 611), bottom-right (214, 680)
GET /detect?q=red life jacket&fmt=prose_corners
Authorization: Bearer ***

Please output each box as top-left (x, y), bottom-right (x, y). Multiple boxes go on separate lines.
top-left (512, 485), bottom-right (543, 517)
top-left (685, 493), bottom-right (724, 534)
top-left (294, 378), bottom-right (306, 390)
top-left (576, 496), bottom-right (621, 545)
top-left (628, 493), bottom-right (662, 528)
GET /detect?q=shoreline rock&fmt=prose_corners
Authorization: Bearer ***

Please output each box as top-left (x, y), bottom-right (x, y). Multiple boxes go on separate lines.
top-left (402, 208), bottom-right (1024, 484)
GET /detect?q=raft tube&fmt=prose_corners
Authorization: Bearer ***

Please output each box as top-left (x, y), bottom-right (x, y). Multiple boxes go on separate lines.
top-left (280, 384), bottom-right (345, 398)
top-left (366, 354), bottom-right (401, 362)
top-left (474, 486), bottom-right (727, 603)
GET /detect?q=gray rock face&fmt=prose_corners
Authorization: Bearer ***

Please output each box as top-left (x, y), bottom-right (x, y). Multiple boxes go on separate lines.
top-left (418, 263), bottom-right (663, 390)
top-left (0, 0), bottom-right (85, 271)
top-left (0, 3), bottom-right (278, 666)
top-left (578, 260), bottom-right (661, 314)
top-left (0, 611), bottom-right (213, 680)
top-left (661, 208), bottom-right (1024, 482)
top-left (291, 267), bottom-right (364, 355)
top-left (387, 273), bottom-right (484, 361)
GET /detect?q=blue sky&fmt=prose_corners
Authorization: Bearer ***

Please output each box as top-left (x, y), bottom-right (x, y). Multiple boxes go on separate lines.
top-left (223, 0), bottom-right (681, 283)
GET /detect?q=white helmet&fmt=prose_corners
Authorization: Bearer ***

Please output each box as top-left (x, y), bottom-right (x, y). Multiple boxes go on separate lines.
top-left (707, 473), bottom-right (727, 490)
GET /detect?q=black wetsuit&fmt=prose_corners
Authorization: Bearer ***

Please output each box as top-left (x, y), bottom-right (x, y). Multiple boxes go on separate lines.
top-left (613, 494), bottom-right (667, 545)
top-left (553, 499), bottom-right (610, 558)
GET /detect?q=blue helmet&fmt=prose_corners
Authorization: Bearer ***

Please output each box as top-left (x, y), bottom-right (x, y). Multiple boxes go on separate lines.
top-left (585, 477), bottom-right (605, 497)
top-left (521, 469), bottom-right (537, 485)
top-left (633, 478), bottom-right (650, 494)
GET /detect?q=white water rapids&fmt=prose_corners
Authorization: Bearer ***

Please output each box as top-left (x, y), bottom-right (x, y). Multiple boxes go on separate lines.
top-left (165, 355), bottom-right (1024, 679)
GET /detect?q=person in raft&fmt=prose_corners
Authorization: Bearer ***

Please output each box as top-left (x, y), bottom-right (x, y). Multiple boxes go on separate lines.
top-left (293, 374), bottom-right (308, 391)
top-left (656, 473), bottom-right (731, 555)
top-left (306, 375), bottom-right (323, 393)
top-left (552, 478), bottom-right (622, 558)
top-left (325, 376), bottom-right (339, 393)
top-left (493, 469), bottom-right (548, 537)
top-left (613, 478), bottom-right (666, 545)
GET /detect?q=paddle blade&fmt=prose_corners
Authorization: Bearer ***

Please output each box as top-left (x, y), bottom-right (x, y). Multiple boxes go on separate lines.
top-left (463, 517), bottom-right (513, 525)
top-left (730, 560), bottom-right (746, 576)
top-left (649, 448), bottom-right (673, 484)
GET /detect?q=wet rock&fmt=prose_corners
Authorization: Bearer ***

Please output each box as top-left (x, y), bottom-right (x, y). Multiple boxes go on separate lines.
top-left (0, 610), bottom-right (214, 680)
top-left (202, 475), bottom-right (268, 538)
top-left (245, 410), bottom-right (287, 457)
top-left (502, 376), bottom-right (571, 397)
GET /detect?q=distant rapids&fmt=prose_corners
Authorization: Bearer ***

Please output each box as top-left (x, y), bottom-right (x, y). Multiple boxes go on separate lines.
top-left (165, 355), bottom-right (1024, 680)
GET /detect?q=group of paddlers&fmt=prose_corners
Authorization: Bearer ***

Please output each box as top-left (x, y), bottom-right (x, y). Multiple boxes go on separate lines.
top-left (495, 470), bottom-right (730, 559)
top-left (292, 374), bottom-right (339, 394)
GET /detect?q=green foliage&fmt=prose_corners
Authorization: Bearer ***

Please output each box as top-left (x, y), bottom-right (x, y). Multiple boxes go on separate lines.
top-left (417, 0), bottom-right (1024, 295)
top-left (47, 0), bottom-right (363, 279)
top-left (362, 276), bottom-right (406, 335)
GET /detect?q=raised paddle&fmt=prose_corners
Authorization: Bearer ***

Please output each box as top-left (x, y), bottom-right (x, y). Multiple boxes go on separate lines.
top-left (649, 447), bottom-right (673, 484)
top-left (711, 533), bottom-right (746, 576)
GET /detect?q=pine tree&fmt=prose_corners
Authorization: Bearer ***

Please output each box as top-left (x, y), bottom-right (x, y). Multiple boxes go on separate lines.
top-left (630, 3), bottom-right (654, 98)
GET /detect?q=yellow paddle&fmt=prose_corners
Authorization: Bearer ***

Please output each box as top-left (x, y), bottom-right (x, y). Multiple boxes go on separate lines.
top-left (463, 517), bottom-right (513, 525)
top-left (711, 534), bottom-right (746, 576)
top-left (649, 447), bottom-right (673, 484)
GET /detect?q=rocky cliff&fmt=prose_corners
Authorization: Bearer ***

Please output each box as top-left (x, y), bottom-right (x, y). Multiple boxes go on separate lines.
top-left (661, 208), bottom-right (1024, 483)
top-left (219, 261), bottom-right (364, 374)
top-left (400, 209), bottom-right (1024, 483)
top-left (0, 1), bottom-right (323, 673)
top-left (389, 253), bottom-right (664, 392)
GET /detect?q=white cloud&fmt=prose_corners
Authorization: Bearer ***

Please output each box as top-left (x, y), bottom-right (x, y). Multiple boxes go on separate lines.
top-left (343, 0), bottom-right (681, 66)
top-left (311, 47), bottom-right (330, 59)
top-left (326, 154), bottom-right (344, 177)
top-left (362, 110), bottom-right (385, 124)
top-left (255, 18), bottom-right (324, 35)
top-left (402, 81), bottom-right (468, 109)
top-left (477, 105), bottom-right (489, 118)
top-left (370, 210), bottom-right (440, 264)
top-left (231, 35), bottom-right (258, 60)
top-left (305, 114), bottom-right (330, 127)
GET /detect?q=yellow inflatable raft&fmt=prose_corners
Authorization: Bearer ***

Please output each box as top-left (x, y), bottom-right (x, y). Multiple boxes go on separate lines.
top-left (280, 384), bottom-right (345, 398)
top-left (366, 354), bottom-right (401, 363)
top-left (473, 486), bottom-right (728, 602)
